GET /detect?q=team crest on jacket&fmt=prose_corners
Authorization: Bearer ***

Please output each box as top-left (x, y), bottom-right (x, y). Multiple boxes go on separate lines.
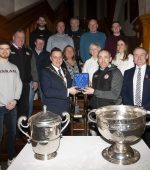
top-left (26, 51), bottom-right (30, 55)
top-left (10, 51), bottom-right (16, 54)
top-left (94, 74), bottom-right (98, 78)
top-left (104, 74), bottom-right (109, 79)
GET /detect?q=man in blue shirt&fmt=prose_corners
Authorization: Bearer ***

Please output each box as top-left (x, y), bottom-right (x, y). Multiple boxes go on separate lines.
top-left (80, 19), bottom-right (106, 62)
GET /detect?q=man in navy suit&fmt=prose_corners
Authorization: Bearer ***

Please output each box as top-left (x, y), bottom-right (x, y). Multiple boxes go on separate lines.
top-left (40, 47), bottom-right (79, 115)
top-left (122, 47), bottom-right (150, 147)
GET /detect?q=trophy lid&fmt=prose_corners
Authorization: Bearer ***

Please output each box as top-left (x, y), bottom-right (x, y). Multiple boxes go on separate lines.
top-left (28, 105), bottom-right (62, 125)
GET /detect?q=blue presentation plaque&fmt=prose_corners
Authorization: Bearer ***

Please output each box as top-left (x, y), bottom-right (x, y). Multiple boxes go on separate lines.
top-left (73, 73), bottom-right (89, 90)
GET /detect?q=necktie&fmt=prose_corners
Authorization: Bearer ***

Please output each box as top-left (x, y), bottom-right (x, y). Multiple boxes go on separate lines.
top-left (135, 68), bottom-right (142, 106)
top-left (58, 69), bottom-right (64, 79)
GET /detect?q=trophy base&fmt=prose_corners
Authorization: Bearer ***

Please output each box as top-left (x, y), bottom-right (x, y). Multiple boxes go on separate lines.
top-left (102, 143), bottom-right (140, 165)
top-left (34, 151), bottom-right (57, 160)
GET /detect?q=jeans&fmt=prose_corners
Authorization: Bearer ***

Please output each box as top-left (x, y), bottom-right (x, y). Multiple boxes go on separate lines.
top-left (29, 82), bottom-right (43, 117)
top-left (0, 107), bottom-right (17, 160)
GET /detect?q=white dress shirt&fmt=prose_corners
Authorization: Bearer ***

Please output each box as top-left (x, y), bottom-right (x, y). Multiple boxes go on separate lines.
top-left (133, 64), bottom-right (146, 105)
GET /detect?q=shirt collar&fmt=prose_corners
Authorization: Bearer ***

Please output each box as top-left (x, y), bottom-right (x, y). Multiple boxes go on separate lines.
top-left (135, 64), bottom-right (146, 70)
top-left (51, 64), bottom-right (61, 72)
top-left (35, 48), bottom-right (42, 55)
top-left (12, 43), bottom-right (22, 49)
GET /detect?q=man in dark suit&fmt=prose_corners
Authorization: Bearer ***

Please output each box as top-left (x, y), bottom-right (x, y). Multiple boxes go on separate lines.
top-left (40, 47), bottom-right (79, 115)
top-left (122, 47), bottom-right (150, 147)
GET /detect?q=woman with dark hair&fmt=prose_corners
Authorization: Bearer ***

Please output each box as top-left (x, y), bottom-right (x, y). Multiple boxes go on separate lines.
top-left (63, 45), bottom-right (80, 79)
top-left (112, 39), bottom-right (134, 75)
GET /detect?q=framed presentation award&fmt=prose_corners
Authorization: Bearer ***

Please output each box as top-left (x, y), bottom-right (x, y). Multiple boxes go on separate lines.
top-left (73, 73), bottom-right (89, 90)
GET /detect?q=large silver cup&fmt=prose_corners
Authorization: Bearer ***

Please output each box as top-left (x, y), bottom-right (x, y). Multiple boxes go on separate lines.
top-left (18, 106), bottom-right (70, 160)
top-left (88, 105), bottom-right (146, 165)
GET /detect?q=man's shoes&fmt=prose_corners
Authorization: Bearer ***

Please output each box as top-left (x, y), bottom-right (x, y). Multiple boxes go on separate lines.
top-left (7, 158), bottom-right (15, 166)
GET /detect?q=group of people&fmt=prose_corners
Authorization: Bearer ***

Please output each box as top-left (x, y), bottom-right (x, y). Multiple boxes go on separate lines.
top-left (0, 15), bottom-right (150, 168)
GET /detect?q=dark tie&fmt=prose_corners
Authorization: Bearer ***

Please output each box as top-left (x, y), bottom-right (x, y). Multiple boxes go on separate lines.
top-left (58, 69), bottom-right (64, 79)
top-left (135, 68), bottom-right (142, 106)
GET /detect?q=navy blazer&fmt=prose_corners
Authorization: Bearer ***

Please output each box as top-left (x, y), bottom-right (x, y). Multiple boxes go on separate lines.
top-left (122, 65), bottom-right (150, 111)
top-left (40, 64), bottom-right (72, 115)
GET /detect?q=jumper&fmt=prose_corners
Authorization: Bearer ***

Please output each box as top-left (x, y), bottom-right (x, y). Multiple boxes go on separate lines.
top-left (46, 33), bottom-right (74, 52)
top-left (80, 31), bottom-right (106, 62)
top-left (0, 60), bottom-right (22, 106)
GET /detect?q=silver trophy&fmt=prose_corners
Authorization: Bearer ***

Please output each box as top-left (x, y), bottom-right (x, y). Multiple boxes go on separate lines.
top-left (18, 105), bottom-right (70, 160)
top-left (88, 105), bottom-right (146, 165)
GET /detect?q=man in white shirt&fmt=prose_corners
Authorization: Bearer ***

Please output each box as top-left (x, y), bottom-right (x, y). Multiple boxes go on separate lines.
top-left (122, 47), bottom-right (150, 147)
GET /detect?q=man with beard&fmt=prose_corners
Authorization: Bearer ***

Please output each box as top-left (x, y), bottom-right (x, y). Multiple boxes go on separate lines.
top-left (0, 41), bottom-right (22, 166)
top-left (29, 16), bottom-right (52, 50)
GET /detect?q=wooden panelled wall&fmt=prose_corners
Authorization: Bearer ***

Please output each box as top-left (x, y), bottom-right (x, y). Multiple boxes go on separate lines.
top-left (0, 0), bottom-right (69, 46)
top-left (134, 14), bottom-right (150, 65)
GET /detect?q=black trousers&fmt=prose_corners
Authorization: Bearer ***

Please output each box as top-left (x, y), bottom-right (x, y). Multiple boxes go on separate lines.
top-left (142, 126), bottom-right (150, 148)
top-left (17, 83), bottom-right (30, 119)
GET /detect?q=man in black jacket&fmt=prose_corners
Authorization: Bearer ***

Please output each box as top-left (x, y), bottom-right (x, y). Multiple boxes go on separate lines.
top-left (66, 18), bottom-right (83, 64)
top-left (9, 29), bottom-right (38, 119)
top-left (29, 16), bottom-right (52, 50)
top-left (29, 37), bottom-right (50, 117)
top-left (83, 49), bottom-right (123, 108)
top-left (83, 49), bottom-right (123, 135)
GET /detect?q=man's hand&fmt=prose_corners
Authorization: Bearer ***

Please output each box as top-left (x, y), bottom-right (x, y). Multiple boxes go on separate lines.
top-left (32, 82), bottom-right (38, 91)
top-left (82, 87), bottom-right (94, 94)
top-left (6, 100), bottom-right (17, 110)
top-left (69, 86), bottom-right (80, 95)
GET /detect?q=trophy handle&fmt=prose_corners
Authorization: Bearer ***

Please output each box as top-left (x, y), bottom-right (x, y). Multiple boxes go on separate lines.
top-left (88, 109), bottom-right (97, 123)
top-left (61, 112), bottom-right (70, 133)
top-left (18, 116), bottom-right (31, 141)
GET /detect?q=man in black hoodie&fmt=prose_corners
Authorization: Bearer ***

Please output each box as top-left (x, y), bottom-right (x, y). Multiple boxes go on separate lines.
top-left (29, 16), bottom-right (52, 50)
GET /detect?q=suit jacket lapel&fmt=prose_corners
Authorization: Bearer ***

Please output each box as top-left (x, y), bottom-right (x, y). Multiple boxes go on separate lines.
top-left (142, 66), bottom-right (150, 103)
top-left (49, 64), bottom-right (62, 78)
top-left (48, 64), bottom-right (67, 85)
